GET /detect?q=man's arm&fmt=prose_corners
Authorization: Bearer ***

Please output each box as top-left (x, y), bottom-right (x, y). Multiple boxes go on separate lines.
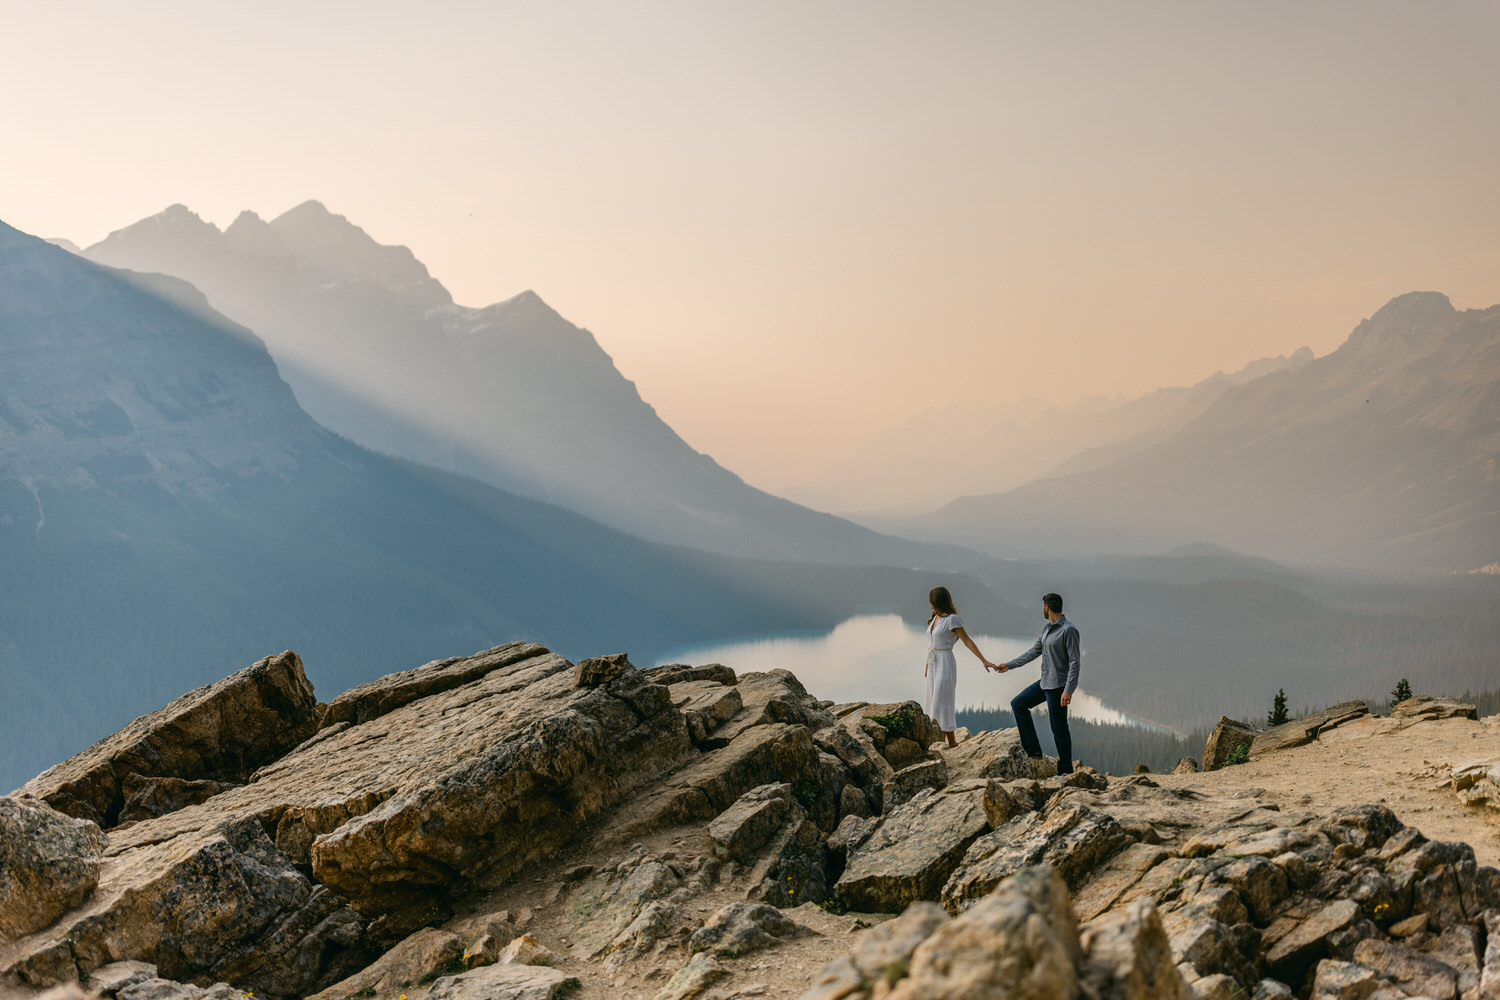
top-left (1007, 636), bottom-right (1044, 669)
top-left (1062, 626), bottom-right (1081, 694)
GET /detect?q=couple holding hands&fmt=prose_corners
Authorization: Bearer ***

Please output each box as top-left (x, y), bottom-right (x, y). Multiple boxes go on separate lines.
top-left (923, 585), bottom-right (1080, 775)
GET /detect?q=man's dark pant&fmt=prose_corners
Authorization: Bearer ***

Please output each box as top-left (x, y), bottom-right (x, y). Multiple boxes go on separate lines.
top-left (1011, 680), bottom-right (1073, 774)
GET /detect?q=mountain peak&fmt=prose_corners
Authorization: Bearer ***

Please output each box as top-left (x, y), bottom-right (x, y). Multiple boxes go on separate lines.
top-left (1354, 291), bottom-right (1457, 344)
top-left (223, 210), bottom-right (289, 257)
top-left (267, 200), bottom-right (451, 307)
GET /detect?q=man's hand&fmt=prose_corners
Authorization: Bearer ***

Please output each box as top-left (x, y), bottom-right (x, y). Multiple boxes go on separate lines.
top-left (1059, 691), bottom-right (1072, 707)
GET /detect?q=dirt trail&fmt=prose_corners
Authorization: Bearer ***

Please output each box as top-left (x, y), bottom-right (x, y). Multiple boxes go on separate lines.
top-left (1154, 712), bottom-right (1500, 867)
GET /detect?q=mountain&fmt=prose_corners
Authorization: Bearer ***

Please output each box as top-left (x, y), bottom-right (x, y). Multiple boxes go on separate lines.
top-left (82, 203), bottom-right (942, 565)
top-left (894, 292), bottom-right (1500, 570)
top-left (784, 349), bottom-right (1313, 516)
top-left (0, 218), bottom-right (1017, 791)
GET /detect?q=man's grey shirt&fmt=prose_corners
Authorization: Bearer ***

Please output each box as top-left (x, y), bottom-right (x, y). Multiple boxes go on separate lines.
top-left (1005, 615), bottom-right (1081, 693)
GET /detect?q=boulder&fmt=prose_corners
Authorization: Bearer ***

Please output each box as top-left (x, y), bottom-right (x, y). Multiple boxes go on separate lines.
top-left (942, 727), bottom-right (1040, 782)
top-left (886, 865), bottom-right (1080, 1000)
top-left (800, 902), bottom-right (949, 1000)
top-left (1250, 980), bottom-right (1294, 1000)
top-left (1251, 702), bottom-right (1369, 758)
top-left (1265, 898), bottom-right (1360, 982)
top-left (1390, 696), bottom-right (1478, 721)
top-left (1480, 910), bottom-right (1500, 1000)
top-left (498, 935), bottom-right (558, 967)
top-left (654, 953), bottom-right (728, 1000)
top-left (981, 777), bottom-right (1038, 829)
top-left (322, 641), bottom-right (548, 726)
top-left (670, 680), bottom-right (743, 746)
top-left (84, 960), bottom-right (158, 996)
top-left (883, 759), bottom-right (949, 811)
top-left (306, 926), bottom-right (464, 1000)
top-left (616, 722), bottom-right (823, 837)
top-left (1350, 937), bottom-right (1461, 998)
top-left (0, 795), bottom-right (105, 940)
top-left (859, 702), bottom-right (943, 750)
top-left (424, 963), bottom-right (572, 1000)
top-left (568, 847), bottom-right (684, 959)
top-left (1174, 757), bottom-right (1201, 775)
top-left (1072, 843), bottom-right (1172, 923)
top-left (20, 651), bottom-right (320, 827)
top-left (687, 902), bottom-right (808, 958)
top-left (2, 815), bottom-right (367, 997)
top-left (713, 671), bottom-right (836, 743)
top-left (116, 979), bottom-right (243, 1000)
top-left (1079, 897), bottom-right (1194, 1000)
top-left (576, 652), bottom-right (633, 687)
top-left (835, 785), bottom-right (990, 914)
top-left (1202, 717), bottom-right (1259, 771)
top-left (943, 802), bottom-right (1135, 910)
top-left (643, 663), bottom-right (738, 687)
top-left (708, 783), bottom-right (799, 862)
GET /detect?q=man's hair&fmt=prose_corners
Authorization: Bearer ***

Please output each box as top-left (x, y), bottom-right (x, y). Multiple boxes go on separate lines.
top-left (1043, 593), bottom-right (1063, 615)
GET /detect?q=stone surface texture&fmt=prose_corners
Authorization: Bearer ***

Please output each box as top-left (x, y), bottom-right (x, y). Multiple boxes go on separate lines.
top-left (0, 795), bottom-right (105, 941)
top-left (20, 651), bottom-right (319, 827)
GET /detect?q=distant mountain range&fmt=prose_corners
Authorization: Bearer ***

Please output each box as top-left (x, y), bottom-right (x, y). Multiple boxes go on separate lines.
top-left (882, 292), bottom-right (1500, 571)
top-left (784, 349), bottom-right (1314, 515)
top-left (82, 203), bottom-right (942, 565)
top-left (0, 219), bottom-right (1016, 791)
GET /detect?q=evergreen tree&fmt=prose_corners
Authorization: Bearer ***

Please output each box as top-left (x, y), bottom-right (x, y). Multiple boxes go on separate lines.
top-left (1391, 678), bottom-right (1413, 704)
top-left (1268, 688), bottom-right (1289, 726)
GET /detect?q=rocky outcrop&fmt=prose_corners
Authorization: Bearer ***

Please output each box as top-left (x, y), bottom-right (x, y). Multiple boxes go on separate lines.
top-left (1202, 716), bottom-right (1259, 771)
top-left (1450, 755), bottom-right (1500, 815)
top-left (20, 651), bottom-right (319, 827)
top-left (306, 926), bottom-right (464, 1000)
top-left (1250, 701), bottom-right (1368, 758)
top-left (942, 801), bottom-right (1135, 910)
top-left (835, 784), bottom-right (990, 913)
top-left (887, 865), bottom-right (1082, 999)
top-left (708, 783), bottom-right (799, 862)
top-left (1390, 695), bottom-right (1478, 722)
top-left (1078, 896), bottom-right (1194, 1000)
top-left (800, 902), bottom-right (949, 1000)
top-left (670, 679), bottom-right (743, 747)
top-left (0, 796), bottom-right (105, 940)
top-left (712, 671), bottom-right (836, 744)
top-left (321, 641), bottom-right (546, 726)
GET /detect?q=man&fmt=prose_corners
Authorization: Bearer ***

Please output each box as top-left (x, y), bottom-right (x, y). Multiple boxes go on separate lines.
top-left (994, 593), bottom-right (1080, 775)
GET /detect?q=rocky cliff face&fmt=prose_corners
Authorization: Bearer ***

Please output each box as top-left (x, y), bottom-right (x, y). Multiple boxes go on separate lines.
top-left (4, 647), bottom-right (1498, 1000)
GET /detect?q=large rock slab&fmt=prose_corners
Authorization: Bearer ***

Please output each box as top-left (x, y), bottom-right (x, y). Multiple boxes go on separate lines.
top-left (687, 902), bottom-right (809, 958)
top-left (1202, 717), bottom-right (1259, 771)
top-left (0, 795), bottom-right (105, 941)
top-left (1390, 696), bottom-right (1477, 722)
top-left (801, 902), bottom-right (950, 1000)
top-left (835, 783), bottom-right (989, 914)
top-left (708, 783), bottom-right (798, 862)
top-left (942, 801), bottom-right (1135, 911)
top-left (1079, 897), bottom-right (1194, 1000)
top-left (713, 670), bottom-right (836, 743)
top-left (320, 641), bottom-right (547, 727)
top-left (942, 727), bottom-right (1038, 782)
top-left (306, 926), bottom-right (463, 1000)
top-left (20, 651), bottom-right (319, 827)
top-left (0, 815), bottom-right (367, 997)
top-left (424, 963), bottom-right (572, 1000)
top-left (1250, 701), bottom-right (1368, 758)
top-left (670, 680), bottom-right (743, 747)
top-left (887, 865), bottom-right (1080, 1000)
top-left (613, 723), bottom-right (822, 838)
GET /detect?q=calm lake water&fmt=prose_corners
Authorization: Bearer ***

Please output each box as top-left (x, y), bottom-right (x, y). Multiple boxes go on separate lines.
top-left (655, 613), bottom-right (1142, 727)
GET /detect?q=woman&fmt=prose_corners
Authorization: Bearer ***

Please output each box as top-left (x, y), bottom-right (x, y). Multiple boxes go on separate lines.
top-left (925, 586), bottom-right (996, 748)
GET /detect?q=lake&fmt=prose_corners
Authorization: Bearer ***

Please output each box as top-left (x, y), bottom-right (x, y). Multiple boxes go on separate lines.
top-left (655, 613), bottom-right (1145, 727)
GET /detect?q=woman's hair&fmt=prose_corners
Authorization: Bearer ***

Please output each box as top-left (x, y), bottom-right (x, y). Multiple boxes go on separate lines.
top-left (928, 586), bottom-right (958, 623)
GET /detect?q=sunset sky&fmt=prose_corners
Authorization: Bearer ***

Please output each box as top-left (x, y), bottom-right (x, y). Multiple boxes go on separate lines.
top-left (4, 1), bottom-right (1497, 487)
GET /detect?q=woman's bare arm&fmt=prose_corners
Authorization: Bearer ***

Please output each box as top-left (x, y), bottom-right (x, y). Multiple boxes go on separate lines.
top-left (953, 627), bottom-right (995, 671)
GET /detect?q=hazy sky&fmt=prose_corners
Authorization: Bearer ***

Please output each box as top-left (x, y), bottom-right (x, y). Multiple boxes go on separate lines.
top-left (3, 2), bottom-right (1497, 486)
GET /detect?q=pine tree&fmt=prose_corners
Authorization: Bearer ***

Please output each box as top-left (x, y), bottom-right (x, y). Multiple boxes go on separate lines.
top-left (1391, 678), bottom-right (1413, 704)
top-left (1268, 688), bottom-right (1289, 727)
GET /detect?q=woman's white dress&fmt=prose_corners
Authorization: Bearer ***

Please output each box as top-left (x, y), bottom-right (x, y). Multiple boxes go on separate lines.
top-left (925, 613), bottom-right (962, 731)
